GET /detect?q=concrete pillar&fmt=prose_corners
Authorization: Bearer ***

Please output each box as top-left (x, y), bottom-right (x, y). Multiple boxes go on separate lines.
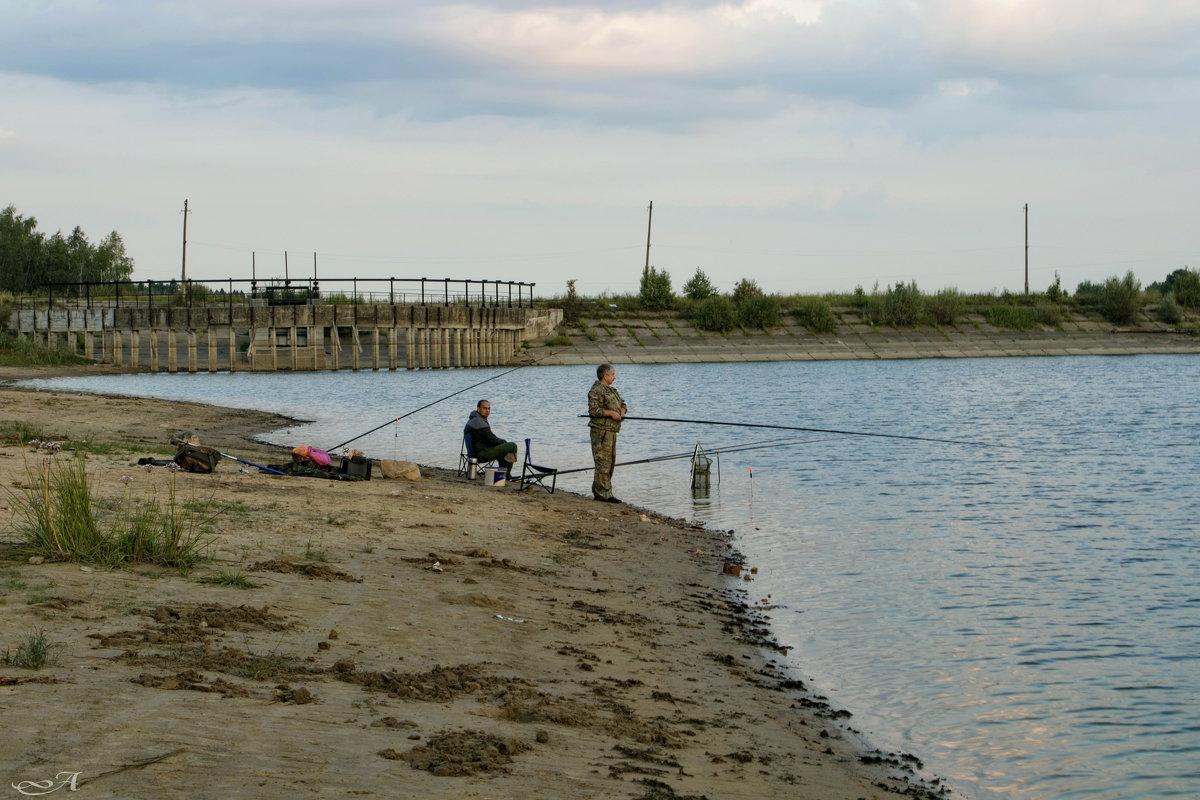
top-left (129, 330), bottom-right (140, 371)
top-left (310, 326), bottom-right (319, 370)
top-left (372, 327), bottom-right (381, 370)
top-left (207, 330), bottom-right (217, 372)
top-left (289, 327), bottom-right (298, 372)
top-left (83, 331), bottom-right (94, 361)
top-left (167, 330), bottom-right (178, 373)
top-left (187, 332), bottom-right (198, 373)
top-left (405, 327), bottom-right (415, 370)
top-left (269, 327), bottom-right (278, 372)
top-left (351, 326), bottom-right (361, 371)
top-left (330, 326), bottom-right (341, 372)
top-left (228, 328), bottom-right (238, 372)
top-left (113, 330), bottom-right (123, 368)
top-left (149, 330), bottom-right (159, 373)
top-left (388, 328), bottom-right (398, 370)
top-left (442, 328), bottom-right (450, 369)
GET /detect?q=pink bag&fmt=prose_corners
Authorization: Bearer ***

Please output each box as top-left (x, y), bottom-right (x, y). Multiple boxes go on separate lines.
top-left (307, 447), bottom-right (331, 467)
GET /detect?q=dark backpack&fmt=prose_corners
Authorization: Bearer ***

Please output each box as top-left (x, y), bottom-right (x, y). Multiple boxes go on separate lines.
top-left (174, 444), bottom-right (221, 473)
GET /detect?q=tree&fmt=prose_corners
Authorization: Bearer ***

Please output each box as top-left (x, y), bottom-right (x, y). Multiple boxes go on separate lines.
top-left (731, 278), bottom-right (763, 306)
top-left (639, 266), bottom-right (674, 310)
top-left (681, 267), bottom-right (717, 300)
top-left (0, 205), bottom-right (135, 293)
top-left (94, 232), bottom-right (134, 284)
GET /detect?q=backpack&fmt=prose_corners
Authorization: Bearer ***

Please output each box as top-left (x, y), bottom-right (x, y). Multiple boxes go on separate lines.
top-left (174, 444), bottom-right (222, 474)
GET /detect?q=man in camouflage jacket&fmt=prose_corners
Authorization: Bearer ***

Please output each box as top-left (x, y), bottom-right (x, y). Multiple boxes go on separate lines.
top-left (587, 363), bottom-right (626, 503)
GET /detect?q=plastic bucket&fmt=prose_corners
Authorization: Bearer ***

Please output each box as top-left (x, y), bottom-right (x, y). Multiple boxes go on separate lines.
top-left (481, 467), bottom-right (506, 487)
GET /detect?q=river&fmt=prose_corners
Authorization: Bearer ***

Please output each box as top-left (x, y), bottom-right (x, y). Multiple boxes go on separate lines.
top-left (23, 354), bottom-right (1200, 800)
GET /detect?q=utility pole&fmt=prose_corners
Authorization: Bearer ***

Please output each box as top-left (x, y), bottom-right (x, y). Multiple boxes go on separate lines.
top-left (644, 201), bottom-right (653, 278)
top-left (180, 199), bottom-right (190, 283)
top-left (1024, 203), bottom-right (1029, 295)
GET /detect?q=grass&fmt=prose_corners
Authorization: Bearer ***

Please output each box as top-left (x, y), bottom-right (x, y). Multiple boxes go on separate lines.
top-left (0, 331), bottom-right (93, 367)
top-left (544, 333), bottom-right (573, 347)
top-left (3, 630), bottom-right (63, 669)
top-left (9, 454), bottom-right (213, 571)
top-left (304, 541), bottom-right (329, 562)
top-left (198, 569), bottom-right (262, 589)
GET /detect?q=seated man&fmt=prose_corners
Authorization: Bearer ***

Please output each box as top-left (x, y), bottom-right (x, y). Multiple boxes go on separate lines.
top-left (464, 399), bottom-right (518, 479)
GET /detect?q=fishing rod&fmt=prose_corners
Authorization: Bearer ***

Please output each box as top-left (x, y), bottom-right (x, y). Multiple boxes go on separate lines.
top-left (219, 451), bottom-right (287, 476)
top-left (601, 415), bottom-right (1017, 450)
top-left (327, 356), bottom-right (547, 453)
top-left (552, 436), bottom-right (836, 476)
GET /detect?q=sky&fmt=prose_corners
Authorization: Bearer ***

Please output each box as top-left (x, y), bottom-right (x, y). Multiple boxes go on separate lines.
top-left (2, 0), bottom-right (1198, 298)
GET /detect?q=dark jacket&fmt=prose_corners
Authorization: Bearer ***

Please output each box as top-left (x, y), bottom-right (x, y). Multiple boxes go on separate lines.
top-left (464, 410), bottom-right (504, 452)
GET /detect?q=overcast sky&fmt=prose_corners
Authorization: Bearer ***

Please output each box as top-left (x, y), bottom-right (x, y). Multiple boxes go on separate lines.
top-left (2, 0), bottom-right (1198, 297)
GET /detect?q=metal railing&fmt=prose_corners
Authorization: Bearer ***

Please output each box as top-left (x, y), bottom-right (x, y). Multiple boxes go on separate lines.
top-left (23, 277), bottom-right (537, 313)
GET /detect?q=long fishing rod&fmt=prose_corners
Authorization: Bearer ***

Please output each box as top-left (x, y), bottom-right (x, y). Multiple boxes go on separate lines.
top-left (602, 415), bottom-right (1016, 450)
top-left (552, 436), bottom-right (836, 476)
top-left (327, 357), bottom-right (546, 453)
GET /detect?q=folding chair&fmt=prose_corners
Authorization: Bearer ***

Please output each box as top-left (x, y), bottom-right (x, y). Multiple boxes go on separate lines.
top-left (518, 437), bottom-right (557, 493)
top-left (457, 432), bottom-right (496, 478)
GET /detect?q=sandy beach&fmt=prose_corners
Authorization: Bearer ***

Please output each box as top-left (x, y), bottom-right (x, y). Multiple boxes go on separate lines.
top-left (0, 376), bottom-right (949, 799)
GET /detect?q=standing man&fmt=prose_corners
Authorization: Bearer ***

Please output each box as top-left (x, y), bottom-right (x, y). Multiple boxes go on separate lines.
top-left (465, 399), bottom-right (519, 480)
top-left (587, 363), bottom-right (626, 503)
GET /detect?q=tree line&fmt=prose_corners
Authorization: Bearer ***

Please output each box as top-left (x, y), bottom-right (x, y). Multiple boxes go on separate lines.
top-left (0, 205), bottom-right (135, 295)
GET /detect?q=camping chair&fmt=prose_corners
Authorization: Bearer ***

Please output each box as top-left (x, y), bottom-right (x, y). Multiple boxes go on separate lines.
top-left (457, 432), bottom-right (497, 478)
top-left (518, 437), bottom-right (557, 494)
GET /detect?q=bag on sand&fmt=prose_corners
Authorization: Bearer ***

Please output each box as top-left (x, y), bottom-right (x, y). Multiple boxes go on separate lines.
top-left (174, 443), bottom-right (221, 474)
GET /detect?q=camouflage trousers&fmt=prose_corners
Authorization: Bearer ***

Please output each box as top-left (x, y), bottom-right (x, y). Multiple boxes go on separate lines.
top-left (590, 428), bottom-right (617, 499)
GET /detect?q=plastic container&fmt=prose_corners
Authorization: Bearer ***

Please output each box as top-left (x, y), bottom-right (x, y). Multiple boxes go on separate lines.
top-left (340, 455), bottom-right (372, 480)
top-left (481, 467), bottom-right (505, 487)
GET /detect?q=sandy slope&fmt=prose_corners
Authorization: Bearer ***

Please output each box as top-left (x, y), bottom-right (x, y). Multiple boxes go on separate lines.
top-left (0, 385), bottom-right (948, 799)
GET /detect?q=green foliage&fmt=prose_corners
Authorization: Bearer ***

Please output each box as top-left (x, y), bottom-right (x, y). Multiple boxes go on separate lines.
top-left (863, 282), bottom-right (924, 327)
top-left (638, 267), bottom-right (675, 310)
top-left (0, 205), bottom-right (134, 294)
top-left (925, 288), bottom-right (966, 326)
top-left (731, 278), bottom-right (764, 306)
top-left (737, 294), bottom-right (781, 328)
top-left (0, 331), bottom-right (92, 367)
top-left (1034, 302), bottom-right (1065, 328)
top-left (0, 420), bottom-right (48, 444)
top-left (1045, 272), bottom-right (1067, 304)
top-left (681, 268), bottom-right (717, 300)
top-left (985, 305), bottom-right (1038, 330)
top-left (1098, 271), bottom-right (1143, 325)
top-left (3, 630), bottom-right (63, 669)
top-left (544, 333), bottom-right (573, 347)
top-left (10, 456), bottom-right (212, 570)
top-left (1073, 280), bottom-right (1104, 310)
top-left (1157, 292), bottom-right (1182, 324)
top-left (562, 279), bottom-right (583, 324)
top-left (1170, 268), bottom-right (1200, 310)
top-left (691, 295), bottom-right (737, 333)
top-left (791, 297), bottom-right (839, 333)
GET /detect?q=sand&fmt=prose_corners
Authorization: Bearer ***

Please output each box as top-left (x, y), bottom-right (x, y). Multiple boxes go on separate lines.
top-left (0, 378), bottom-right (948, 799)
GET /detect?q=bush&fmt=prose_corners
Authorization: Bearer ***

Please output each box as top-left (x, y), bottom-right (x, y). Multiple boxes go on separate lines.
top-left (639, 267), bottom-right (674, 310)
top-left (1172, 268), bottom-right (1200, 310)
top-left (562, 279), bottom-right (583, 325)
top-left (544, 333), bottom-right (573, 347)
top-left (925, 288), bottom-right (966, 326)
top-left (1034, 302), bottom-right (1065, 328)
top-left (985, 305), bottom-right (1038, 330)
top-left (862, 281), bottom-right (924, 327)
top-left (1157, 292), bottom-right (1182, 324)
top-left (691, 295), bottom-right (736, 333)
top-left (738, 294), bottom-right (781, 328)
top-left (791, 297), bottom-right (839, 333)
top-left (681, 268), bottom-right (717, 300)
top-left (731, 278), bottom-right (764, 307)
top-left (1098, 271), bottom-right (1142, 325)
top-left (1045, 272), bottom-right (1067, 304)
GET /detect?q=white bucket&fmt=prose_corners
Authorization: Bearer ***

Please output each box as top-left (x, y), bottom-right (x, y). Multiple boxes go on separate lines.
top-left (481, 467), bottom-right (506, 487)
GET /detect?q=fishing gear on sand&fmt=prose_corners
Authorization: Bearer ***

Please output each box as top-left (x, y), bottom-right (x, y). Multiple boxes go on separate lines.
top-left (219, 451), bottom-right (287, 476)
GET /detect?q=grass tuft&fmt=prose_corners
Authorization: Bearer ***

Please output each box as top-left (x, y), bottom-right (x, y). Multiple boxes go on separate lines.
top-left (3, 630), bottom-right (63, 669)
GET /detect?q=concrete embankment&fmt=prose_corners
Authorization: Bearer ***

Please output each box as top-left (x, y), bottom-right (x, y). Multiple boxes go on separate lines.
top-left (523, 312), bottom-right (1200, 365)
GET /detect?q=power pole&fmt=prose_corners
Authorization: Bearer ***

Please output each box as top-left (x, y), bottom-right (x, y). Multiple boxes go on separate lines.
top-left (644, 201), bottom-right (653, 278)
top-left (1024, 203), bottom-right (1029, 295)
top-left (180, 199), bottom-right (190, 283)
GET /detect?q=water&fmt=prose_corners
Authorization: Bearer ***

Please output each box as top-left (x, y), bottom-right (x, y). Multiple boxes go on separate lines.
top-left (21, 355), bottom-right (1200, 800)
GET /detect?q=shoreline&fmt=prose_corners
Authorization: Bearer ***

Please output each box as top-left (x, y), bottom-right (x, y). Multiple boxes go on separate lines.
top-left (0, 385), bottom-right (951, 799)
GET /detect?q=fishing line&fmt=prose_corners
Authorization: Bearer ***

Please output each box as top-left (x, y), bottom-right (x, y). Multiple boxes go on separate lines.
top-left (327, 356), bottom-right (547, 453)
top-left (610, 415), bottom-right (1017, 450)
top-left (552, 436), bottom-right (837, 476)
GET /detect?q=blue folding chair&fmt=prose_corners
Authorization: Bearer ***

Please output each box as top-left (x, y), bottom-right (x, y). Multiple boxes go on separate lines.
top-left (518, 438), bottom-right (557, 493)
top-left (457, 432), bottom-right (496, 478)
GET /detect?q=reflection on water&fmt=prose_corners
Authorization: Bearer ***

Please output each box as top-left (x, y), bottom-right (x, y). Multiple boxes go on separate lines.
top-left (23, 354), bottom-right (1200, 800)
